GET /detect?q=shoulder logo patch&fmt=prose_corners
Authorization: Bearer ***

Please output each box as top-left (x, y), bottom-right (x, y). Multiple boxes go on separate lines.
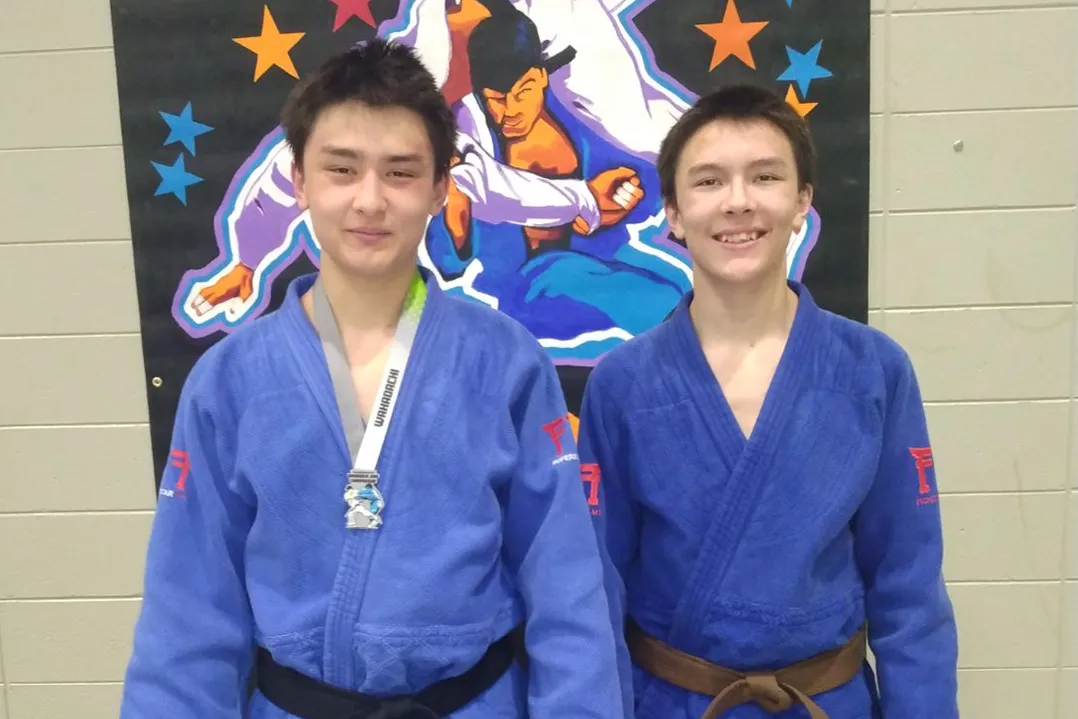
top-left (542, 413), bottom-right (580, 467)
top-left (159, 449), bottom-right (190, 499)
top-left (581, 463), bottom-right (601, 516)
top-left (909, 446), bottom-right (937, 506)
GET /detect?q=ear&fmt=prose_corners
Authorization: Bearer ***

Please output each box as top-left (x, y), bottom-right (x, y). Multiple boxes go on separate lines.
top-left (664, 198), bottom-right (684, 241)
top-left (430, 171), bottom-right (450, 215)
top-left (793, 183), bottom-right (813, 232)
top-left (292, 158), bottom-right (308, 211)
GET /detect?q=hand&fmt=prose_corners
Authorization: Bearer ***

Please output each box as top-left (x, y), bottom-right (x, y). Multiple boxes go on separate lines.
top-left (572, 167), bottom-right (644, 235)
top-left (190, 263), bottom-right (254, 316)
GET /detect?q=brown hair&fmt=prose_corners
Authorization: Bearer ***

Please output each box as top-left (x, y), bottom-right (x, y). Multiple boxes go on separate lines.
top-left (281, 38), bottom-right (457, 179)
top-left (657, 84), bottom-right (817, 207)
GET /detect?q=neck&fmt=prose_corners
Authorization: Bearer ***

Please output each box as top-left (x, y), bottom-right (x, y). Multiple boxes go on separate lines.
top-left (689, 269), bottom-right (797, 348)
top-left (317, 258), bottom-right (418, 337)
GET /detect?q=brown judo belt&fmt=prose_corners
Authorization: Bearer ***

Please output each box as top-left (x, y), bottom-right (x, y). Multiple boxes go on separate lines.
top-left (626, 621), bottom-right (867, 719)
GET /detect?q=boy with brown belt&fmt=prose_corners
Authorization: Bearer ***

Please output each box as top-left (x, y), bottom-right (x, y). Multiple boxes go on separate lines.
top-left (578, 84), bottom-right (960, 718)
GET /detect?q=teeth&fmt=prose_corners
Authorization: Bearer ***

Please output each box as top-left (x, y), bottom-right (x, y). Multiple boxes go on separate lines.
top-left (716, 231), bottom-right (762, 244)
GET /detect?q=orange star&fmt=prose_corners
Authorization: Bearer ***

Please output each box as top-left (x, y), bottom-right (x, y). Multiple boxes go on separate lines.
top-left (784, 85), bottom-right (817, 117)
top-left (233, 6), bottom-right (305, 81)
top-left (695, 0), bottom-right (769, 71)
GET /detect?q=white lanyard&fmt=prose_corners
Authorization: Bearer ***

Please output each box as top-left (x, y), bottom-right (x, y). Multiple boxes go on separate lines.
top-left (312, 273), bottom-right (427, 529)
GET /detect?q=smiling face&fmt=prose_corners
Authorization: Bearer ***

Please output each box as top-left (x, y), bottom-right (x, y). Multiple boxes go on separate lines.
top-left (666, 117), bottom-right (812, 289)
top-left (292, 100), bottom-right (448, 281)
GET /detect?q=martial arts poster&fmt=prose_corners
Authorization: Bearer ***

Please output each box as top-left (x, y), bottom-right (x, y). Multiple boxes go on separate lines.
top-left (109, 0), bottom-right (870, 484)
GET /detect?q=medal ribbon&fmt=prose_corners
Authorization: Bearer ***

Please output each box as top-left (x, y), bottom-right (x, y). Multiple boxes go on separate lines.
top-left (311, 270), bottom-right (427, 528)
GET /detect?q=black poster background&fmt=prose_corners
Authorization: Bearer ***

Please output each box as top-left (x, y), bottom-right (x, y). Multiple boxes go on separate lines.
top-left (108, 0), bottom-right (869, 486)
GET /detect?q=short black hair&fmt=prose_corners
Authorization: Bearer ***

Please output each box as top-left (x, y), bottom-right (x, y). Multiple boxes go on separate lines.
top-left (467, 8), bottom-right (543, 94)
top-left (281, 38), bottom-right (457, 179)
top-left (658, 84), bottom-right (817, 207)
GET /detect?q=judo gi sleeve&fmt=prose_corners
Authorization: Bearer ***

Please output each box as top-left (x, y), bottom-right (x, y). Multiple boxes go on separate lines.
top-left (852, 350), bottom-right (959, 718)
top-left (120, 365), bottom-right (256, 718)
top-left (577, 365), bottom-right (640, 719)
top-left (500, 349), bottom-right (627, 719)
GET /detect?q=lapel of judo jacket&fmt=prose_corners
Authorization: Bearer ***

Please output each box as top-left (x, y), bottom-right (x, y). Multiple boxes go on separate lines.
top-left (657, 284), bottom-right (822, 652)
top-left (280, 270), bottom-right (450, 687)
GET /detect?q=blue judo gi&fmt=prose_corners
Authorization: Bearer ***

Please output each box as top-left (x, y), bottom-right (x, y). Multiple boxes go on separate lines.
top-left (578, 281), bottom-right (960, 719)
top-left (120, 269), bottom-right (626, 718)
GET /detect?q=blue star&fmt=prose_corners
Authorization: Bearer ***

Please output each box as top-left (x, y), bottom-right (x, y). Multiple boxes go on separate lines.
top-left (785, 0), bottom-right (793, 5)
top-left (777, 41), bottom-right (833, 97)
top-left (159, 102), bottom-right (214, 156)
top-left (151, 154), bottom-right (203, 206)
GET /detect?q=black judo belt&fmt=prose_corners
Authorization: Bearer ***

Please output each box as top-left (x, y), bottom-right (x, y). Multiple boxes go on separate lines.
top-left (256, 627), bottom-right (525, 719)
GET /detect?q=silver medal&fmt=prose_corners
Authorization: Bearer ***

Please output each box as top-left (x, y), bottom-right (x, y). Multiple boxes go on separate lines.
top-left (344, 469), bottom-right (385, 530)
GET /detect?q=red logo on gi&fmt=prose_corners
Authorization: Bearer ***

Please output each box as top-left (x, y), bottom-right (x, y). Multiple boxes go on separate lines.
top-left (909, 447), bottom-right (937, 506)
top-left (542, 415), bottom-right (570, 455)
top-left (159, 449), bottom-right (190, 498)
top-left (581, 463), bottom-right (601, 516)
top-left (542, 414), bottom-right (579, 467)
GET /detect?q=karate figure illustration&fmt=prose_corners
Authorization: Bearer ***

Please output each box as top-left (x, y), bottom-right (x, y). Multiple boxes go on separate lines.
top-left (172, 0), bottom-right (819, 363)
top-left (422, 2), bottom-right (691, 359)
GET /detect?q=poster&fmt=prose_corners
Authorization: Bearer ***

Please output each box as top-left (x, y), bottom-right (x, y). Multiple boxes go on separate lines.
top-left (108, 0), bottom-right (870, 484)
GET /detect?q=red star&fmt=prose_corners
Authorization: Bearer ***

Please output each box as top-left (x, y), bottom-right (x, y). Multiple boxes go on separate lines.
top-left (329, 0), bottom-right (375, 31)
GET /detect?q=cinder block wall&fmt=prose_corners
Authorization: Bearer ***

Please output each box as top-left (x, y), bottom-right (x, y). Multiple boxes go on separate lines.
top-left (0, 0), bottom-right (1074, 717)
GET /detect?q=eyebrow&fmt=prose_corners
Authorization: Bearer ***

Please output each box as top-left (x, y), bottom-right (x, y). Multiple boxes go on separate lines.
top-left (317, 146), bottom-right (424, 164)
top-left (686, 157), bottom-right (789, 175)
top-left (748, 157), bottom-right (788, 169)
top-left (686, 162), bottom-right (723, 176)
top-left (319, 145), bottom-right (360, 160)
top-left (386, 153), bottom-right (424, 164)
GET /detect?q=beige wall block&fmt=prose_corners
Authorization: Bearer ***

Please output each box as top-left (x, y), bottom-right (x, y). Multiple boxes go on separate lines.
top-left (0, 513), bottom-right (152, 599)
top-left (0, 336), bottom-right (148, 426)
top-left (1072, 317), bottom-right (1078, 404)
top-left (0, 242), bottom-right (141, 336)
top-left (0, 426), bottom-right (155, 512)
top-left (1068, 494), bottom-right (1078, 580)
top-left (940, 493), bottom-right (1066, 582)
top-left (1, 0), bottom-right (114, 53)
top-left (7, 684), bottom-right (122, 719)
top-left (0, 147), bottom-right (130, 243)
top-left (0, 51), bottom-right (121, 151)
top-left (1060, 669), bottom-right (1077, 719)
top-left (0, 600), bottom-right (139, 683)
top-left (882, 208), bottom-right (1077, 308)
top-left (889, 9), bottom-right (1078, 112)
top-left (957, 669), bottom-right (1058, 719)
top-left (926, 401), bottom-right (1071, 493)
top-left (1062, 582), bottom-right (1077, 667)
top-left (868, 213), bottom-right (883, 310)
top-left (885, 306), bottom-right (1073, 402)
top-left (891, 0), bottom-right (1075, 10)
top-left (887, 109), bottom-right (1078, 211)
top-left (870, 14), bottom-right (885, 115)
top-left (870, 115), bottom-right (883, 213)
top-left (949, 582), bottom-right (1060, 668)
top-left (1, 687), bottom-right (5, 719)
